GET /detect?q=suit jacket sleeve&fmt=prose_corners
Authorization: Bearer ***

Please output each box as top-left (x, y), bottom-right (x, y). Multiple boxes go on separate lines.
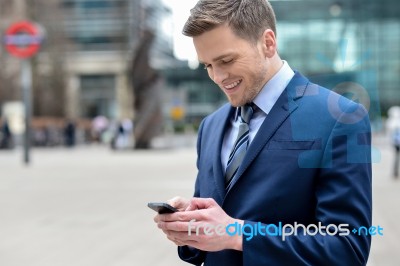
top-left (177, 119), bottom-right (207, 265)
top-left (242, 103), bottom-right (372, 266)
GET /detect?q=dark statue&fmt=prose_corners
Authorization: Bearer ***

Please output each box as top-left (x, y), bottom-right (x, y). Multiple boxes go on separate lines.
top-left (131, 30), bottom-right (163, 149)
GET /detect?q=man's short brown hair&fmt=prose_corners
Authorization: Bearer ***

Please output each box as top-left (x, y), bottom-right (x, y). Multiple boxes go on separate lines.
top-left (182, 0), bottom-right (277, 43)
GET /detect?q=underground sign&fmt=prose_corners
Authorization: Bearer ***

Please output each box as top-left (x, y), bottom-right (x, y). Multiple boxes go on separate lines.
top-left (4, 21), bottom-right (42, 58)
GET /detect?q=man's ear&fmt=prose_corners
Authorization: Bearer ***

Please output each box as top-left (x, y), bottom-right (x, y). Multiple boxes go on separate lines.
top-left (260, 29), bottom-right (277, 58)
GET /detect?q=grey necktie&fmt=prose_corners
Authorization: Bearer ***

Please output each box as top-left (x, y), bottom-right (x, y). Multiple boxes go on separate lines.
top-left (225, 104), bottom-right (254, 189)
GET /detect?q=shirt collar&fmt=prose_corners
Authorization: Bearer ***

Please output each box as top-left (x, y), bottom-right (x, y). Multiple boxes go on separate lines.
top-left (253, 60), bottom-right (294, 115)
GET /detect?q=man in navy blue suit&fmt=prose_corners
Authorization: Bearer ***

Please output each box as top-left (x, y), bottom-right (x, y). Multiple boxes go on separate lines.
top-left (154, 0), bottom-right (372, 265)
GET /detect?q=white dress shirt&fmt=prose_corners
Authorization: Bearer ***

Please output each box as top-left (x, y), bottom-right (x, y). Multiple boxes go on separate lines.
top-left (221, 61), bottom-right (295, 173)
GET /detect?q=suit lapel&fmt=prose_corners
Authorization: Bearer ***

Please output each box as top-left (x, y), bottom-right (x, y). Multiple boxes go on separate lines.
top-left (225, 72), bottom-right (309, 194)
top-left (211, 105), bottom-right (235, 203)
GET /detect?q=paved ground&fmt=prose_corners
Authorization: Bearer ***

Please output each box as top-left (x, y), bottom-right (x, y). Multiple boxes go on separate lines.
top-left (0, 134), bottom-right (399, 266)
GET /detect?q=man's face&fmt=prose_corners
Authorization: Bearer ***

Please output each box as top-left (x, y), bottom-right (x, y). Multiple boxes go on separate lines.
top-left (193, 24), bottom-right (272, 107)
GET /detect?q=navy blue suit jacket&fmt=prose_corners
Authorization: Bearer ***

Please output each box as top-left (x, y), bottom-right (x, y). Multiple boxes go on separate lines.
top-left (178, 72), bottom-right (372, 266)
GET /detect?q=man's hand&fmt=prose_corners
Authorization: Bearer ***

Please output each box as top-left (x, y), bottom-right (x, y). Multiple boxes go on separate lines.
top-left (154, 197), bottom-right (243, 252)
top-left (167, 196), bottom-right (190, 211)
top-left (153, 196), bottom-right (190, 246)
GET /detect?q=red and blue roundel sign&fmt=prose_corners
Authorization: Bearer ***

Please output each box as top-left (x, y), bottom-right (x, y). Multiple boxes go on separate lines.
top-left (4, 21), bottom-right (42, 58)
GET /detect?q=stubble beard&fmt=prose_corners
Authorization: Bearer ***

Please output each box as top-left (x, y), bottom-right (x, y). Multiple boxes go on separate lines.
top-left (228, 68), bottom-right (267, 107)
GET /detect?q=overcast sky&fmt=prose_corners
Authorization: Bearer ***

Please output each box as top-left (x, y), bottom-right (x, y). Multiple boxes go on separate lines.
top-left (162, 0), bottom-right (198, 62)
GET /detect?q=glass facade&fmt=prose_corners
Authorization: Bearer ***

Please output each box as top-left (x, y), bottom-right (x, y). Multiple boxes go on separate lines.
top-left (61, 0), bottom-right (130, 51)
top-left (60, 0), bottom-right (174, 66)
top-left (272, 0), bottom-right (400, 117)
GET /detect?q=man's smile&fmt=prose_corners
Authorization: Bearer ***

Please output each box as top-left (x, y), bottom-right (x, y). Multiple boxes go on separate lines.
top-left (224, 80), bottom-right (242, 90)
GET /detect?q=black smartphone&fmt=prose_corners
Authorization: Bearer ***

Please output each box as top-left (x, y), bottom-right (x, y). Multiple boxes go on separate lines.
top-left (148, 202), bottom-right (178, 214)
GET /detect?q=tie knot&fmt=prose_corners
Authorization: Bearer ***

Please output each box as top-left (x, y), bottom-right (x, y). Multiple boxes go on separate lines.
top-left (240, 104), bottom-right (254, 124)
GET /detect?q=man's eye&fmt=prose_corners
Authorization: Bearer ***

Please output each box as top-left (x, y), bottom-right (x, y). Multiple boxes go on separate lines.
top-left (222, 59), bottom-right (233, 64)
top-left (203, 64), bottom-right (211, 69)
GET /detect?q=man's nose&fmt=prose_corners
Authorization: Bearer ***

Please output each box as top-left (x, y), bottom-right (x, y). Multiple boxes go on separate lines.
top-left (210, 67), bottom-right (228, 85)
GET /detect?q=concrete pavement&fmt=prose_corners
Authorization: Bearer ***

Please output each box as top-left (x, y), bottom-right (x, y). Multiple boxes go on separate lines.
top-left (0, 134), bottom-right (399, 266)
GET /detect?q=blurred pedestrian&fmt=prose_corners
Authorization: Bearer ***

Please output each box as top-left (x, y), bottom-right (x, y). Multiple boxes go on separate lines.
top-left (0, 118), bottom-right (13, 149)
top-left (393, 128), bottom-right (400, 178)
top-left (91, 116), bottom-right (109, 143)
top-left (121, 118), bottom-right (133, 147)
top-left (112, 118), bottom-right (133, 150)
top-left (64, 119), bottom-right (76, 147)
top-left (112, 121), bottom-right (125, 150)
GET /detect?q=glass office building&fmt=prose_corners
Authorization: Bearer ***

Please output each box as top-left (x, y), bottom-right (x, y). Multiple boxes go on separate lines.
top-left (273, 0), bottom-right (399, 118)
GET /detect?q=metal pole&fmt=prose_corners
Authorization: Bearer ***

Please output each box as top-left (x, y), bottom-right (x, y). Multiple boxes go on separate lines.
top-left (22, 59), bottom-right (32, 165)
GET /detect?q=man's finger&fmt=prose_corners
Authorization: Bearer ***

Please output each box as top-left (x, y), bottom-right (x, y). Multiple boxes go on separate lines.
top-left (167, 196), bottom-right (189, 211)
top-left (159, 220), bottom-right (210, 234)
top-left (158, 210), bottom-right (205, 222)
top-left (165, 230), bottom-right (202, 243)
top-left (186, 197), bottom-right (216, 211)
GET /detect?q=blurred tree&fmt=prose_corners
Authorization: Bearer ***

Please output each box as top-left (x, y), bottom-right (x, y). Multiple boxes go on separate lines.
top-left (131, 30), bottom-right (163, 149)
